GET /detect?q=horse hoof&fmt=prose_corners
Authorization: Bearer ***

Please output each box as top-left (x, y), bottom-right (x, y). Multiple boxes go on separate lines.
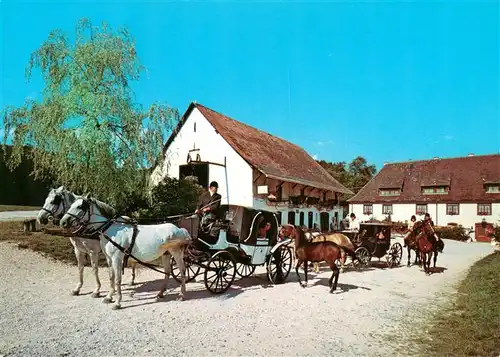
top-left (301, 283), bottom-right (307, 288)
top-left (112, 304), bottom-right (121, 310)
top-left (176, 295), bottom-right (184, 301)
top-left (102, 297), bottom-right (113, 304)
top-left (71, 290), bottom-right (79, 296)
top-left (91, 292), bottom-right (100, 298)
top-left (155, 294), bottom-right (164, 301)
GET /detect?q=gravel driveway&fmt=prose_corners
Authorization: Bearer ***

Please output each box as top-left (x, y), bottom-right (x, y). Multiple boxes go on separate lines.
top-left (0, 237), bottom-right (494, 357)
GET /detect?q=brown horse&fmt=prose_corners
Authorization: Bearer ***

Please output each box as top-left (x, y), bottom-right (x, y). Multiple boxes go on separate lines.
top-left (305, 230), bottom-right (358, 272)
top-left (406, 220), bottom-right (444, 272)
top-left (293, 226), bottom-right (342, 293)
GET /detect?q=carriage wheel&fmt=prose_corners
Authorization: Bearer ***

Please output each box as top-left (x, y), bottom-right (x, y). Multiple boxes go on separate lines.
top-left (170, 256), bottom-right (200, 283)
top-left (354, 246), bottom-right (371, 267)
top-left (267, 245), bottom-right (293, 284)
top-left (386, 242), bottom-right (403, 268)
top-left (236, 263), bottom-right (256, 278)
top-left (204, 251), bottom-right (236, 294)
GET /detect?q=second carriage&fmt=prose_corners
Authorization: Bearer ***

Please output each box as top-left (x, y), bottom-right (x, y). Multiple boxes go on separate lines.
top-left (340, 222), bottom-right (403, 268)
top-left (169, 204), bottom-right (293, 294)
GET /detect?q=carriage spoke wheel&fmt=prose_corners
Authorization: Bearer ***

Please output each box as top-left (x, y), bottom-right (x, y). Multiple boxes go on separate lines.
top-left (386, 242), bottom-right (403, 268)
top-left (236, 263), bottom-right (256, 278)
top-left (354, 247), bottom-right (371, 268)
top-left (267, 245), bottom-right (292, 284)
top-left (204, 251), bottom-right (236, 294)
top-left (170, 256), bottom-right (200, 283)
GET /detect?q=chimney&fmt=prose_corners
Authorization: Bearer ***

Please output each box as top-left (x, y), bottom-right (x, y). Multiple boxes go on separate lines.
top-left (383, 162), bottom-right (388, 166)
top-left (468, 153), bottom-right (474, 157)
top-left (433, 157), bottom-right (439, 160)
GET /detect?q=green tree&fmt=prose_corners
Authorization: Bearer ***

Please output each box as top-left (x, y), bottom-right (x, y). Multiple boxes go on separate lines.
top-left (317, 156), bottom-right (377, 195)
top-left (2, 18), bottom-right (178, 209)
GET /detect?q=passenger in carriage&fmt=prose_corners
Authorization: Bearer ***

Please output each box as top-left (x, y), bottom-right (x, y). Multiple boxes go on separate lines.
top-left (195, 181), bottom-right (222, 232)
top-left (257, 220), bottom-right (271, 239)
top-left (348, 213), bottom-right (360, 232)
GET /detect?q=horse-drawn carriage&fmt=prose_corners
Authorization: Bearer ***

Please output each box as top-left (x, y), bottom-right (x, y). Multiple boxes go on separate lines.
top-left (169, 204), bottom-right (293, 294)
top-left (340, 222), bottom-right (403, 268)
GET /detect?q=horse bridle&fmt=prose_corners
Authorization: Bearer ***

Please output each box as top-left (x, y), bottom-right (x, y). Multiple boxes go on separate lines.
top-left (64, 199), bottom-right (112, 236)
top-left (41, 194), bottom-right (66, 223)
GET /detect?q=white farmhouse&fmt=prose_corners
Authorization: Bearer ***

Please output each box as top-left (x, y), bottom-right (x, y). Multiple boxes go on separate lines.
top-left (151, 102), bottom-right (353, 230)
top-left (347, 154), bottom-right (500, 242)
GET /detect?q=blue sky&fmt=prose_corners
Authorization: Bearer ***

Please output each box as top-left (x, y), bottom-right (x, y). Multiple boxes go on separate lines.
top-left (1, 0), bottom-right (499, 171)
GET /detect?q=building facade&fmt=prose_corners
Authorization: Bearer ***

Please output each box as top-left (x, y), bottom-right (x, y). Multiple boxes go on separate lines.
top-left (151, 102), bottom-right (353, 230)
top-left (347, 154), bottom-right (500, 241)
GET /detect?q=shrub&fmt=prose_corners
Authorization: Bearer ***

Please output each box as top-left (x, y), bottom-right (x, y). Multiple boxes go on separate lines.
top-left (136, 176), bottom-right (204, 223)
top-left (434, 225), bottom-right (469, 241)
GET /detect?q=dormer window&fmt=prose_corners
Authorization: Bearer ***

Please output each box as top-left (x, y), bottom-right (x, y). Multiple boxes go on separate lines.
top-left (379, 188), bottom-right (400, 196)
top-left (422, 186), bottom-right (449, 195)
top-left (485, 184), bottom-right (500, 193)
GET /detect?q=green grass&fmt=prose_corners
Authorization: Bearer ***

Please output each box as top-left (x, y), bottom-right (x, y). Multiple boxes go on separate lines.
top-left (417, 252), bottom-right (500, 357)
top-left (0, 221), bottom-right (108, 266)
top-left (0, 221), bottom-right (163, 268)
top-left (0, 205), bottom-right (40, 212)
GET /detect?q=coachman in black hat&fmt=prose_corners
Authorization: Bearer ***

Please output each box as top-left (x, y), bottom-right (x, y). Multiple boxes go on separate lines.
top-left (195, 181), bottom-right (222, 231)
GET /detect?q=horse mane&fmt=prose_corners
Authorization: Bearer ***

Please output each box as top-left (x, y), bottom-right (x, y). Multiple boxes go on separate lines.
top-left (89, 197), bottom-right (117, 219)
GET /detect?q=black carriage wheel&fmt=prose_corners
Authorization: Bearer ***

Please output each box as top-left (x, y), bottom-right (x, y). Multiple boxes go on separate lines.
top-left (354, 246), bottom-right (371, 267)
top-left (267, 245), bottom-right (292, 284)
top-left (386, 242), bottom-right (403, 268)
top-left (170, 256), bottom-right (200, 283)
top-left (236, 263), bottom-right (256, 278)
top-left (204, 251), bottom-right (236, 294)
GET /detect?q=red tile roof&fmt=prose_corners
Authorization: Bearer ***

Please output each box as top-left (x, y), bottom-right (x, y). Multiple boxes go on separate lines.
top-left (348, 154), bottom-right (500, 203)
top-left (161, 102), bottom-right (353, 194)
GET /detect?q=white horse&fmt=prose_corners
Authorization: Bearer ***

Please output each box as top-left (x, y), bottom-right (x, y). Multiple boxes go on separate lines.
top-left (60, 194), bottom-right (191, 310)
top-left (38, 186), bottom-right (118, 298)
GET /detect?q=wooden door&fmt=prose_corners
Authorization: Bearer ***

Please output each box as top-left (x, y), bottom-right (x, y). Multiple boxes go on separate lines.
top-left (474, 223), bottom-right (493, 242)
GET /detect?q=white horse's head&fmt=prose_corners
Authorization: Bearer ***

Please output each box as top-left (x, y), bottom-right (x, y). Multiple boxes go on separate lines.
top-left (60, 194), bottom-right (116, 232)
top-left (38, 186), bottom-right (75, 225)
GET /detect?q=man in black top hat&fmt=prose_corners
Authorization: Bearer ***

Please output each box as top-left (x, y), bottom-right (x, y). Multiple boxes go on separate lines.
top-left (195, 181), bottom-right (222, 231)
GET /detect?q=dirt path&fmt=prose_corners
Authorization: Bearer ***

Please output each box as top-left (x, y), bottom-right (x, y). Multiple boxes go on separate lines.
top-left (0, 238), bottom-right (494, 357)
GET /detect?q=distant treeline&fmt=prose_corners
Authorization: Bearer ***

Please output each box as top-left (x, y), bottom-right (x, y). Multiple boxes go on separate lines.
top-left (0, 146), bottom-right (53, 206)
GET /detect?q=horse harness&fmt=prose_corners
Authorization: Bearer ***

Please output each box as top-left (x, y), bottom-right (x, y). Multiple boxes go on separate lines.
top-left (70, 214), bottom-right (169, 276)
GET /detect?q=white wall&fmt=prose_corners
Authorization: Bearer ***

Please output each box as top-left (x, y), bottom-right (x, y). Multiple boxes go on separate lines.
top-left (349, 202), bottom-right (500, 230)
top-left (150, 107), bottom-right (253, 207)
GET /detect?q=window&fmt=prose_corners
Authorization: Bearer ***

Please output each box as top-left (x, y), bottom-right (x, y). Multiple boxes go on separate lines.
top-left (382, 204), bottom-right (393, 215)
top-left (446, 203), bottom-right (459, 215)
top-left (299, 212), bottom-right (305, 226)
top-left (422, 186), bottom-right (448, 195)
top-left (363, 204), bottom-right (373, 215)
top-left (379, 189), bottom-right (400, 196)
top-left (485, 185), bottom-right (500, 193)
top-left (274, 211), bottom-right (282, 225)
top-left (477, 203), bottom-right (492, 216)
top-left (416, 204), bottom-right (428, 215)
top-left (323, 192), bottom-right (327, 201)
top-left (288, 211), bottom-right (296, 224)
top-left (307, 212), bottom-right (313, 229)
top-left (300, 188), bottom-right (305, 196)
top-left (194, 122), bottom-right (196, 132)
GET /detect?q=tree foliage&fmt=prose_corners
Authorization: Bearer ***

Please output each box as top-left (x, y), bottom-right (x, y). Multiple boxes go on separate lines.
top-left (317, 156), bottom-right (377, 196)
top-left (2, 18), bottom-right (179, 208)
top-left (137, 176), bottom-right (204, 222)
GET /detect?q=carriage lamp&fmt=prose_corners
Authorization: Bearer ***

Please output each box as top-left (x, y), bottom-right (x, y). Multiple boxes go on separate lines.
top-left (481, 218), bottom-right (488, 228)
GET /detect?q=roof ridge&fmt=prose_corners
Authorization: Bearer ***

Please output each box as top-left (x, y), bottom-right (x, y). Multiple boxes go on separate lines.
top-left (193, 102), bottom-right (306, 151)
top-left (386, 153), bottom-right (500, 166)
